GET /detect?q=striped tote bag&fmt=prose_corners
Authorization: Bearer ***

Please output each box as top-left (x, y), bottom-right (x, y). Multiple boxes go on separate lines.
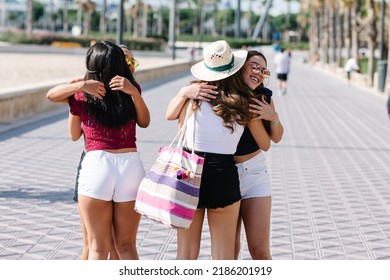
top-left (135, 101), bottom-right (204, 229)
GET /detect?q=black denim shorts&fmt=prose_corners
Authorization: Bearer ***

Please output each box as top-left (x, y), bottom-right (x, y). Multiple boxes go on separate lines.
top-left (194, 151), bottom-right (241, 209)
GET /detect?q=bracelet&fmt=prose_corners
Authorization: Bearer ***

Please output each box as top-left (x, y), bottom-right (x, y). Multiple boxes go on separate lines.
top-left (270, 118), bottom-right (280, 127)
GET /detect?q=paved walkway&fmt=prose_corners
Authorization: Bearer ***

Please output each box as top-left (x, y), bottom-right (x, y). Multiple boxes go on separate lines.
top-left (1, 46), bottom-right (390, 260)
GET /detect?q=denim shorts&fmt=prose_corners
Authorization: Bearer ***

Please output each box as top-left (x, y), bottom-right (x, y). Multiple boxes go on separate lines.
top-left (195, 151), bottom-right (241, 209)
top-left (236, 152), bottom-right (271, 198)
top-left (78, 150), bottom-right (145, 202)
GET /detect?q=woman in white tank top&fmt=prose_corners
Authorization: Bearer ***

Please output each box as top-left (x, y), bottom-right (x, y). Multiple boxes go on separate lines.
top-left (167, 49), bottom-right (284, 260)
top-left (166, 41), bottom-right (271, 260)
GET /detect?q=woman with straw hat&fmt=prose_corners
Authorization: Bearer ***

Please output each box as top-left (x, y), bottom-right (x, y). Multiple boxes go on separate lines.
top-left (167, 47), bottom-right (284, 260)
top-left (167, 40), bottom-right (271, 259)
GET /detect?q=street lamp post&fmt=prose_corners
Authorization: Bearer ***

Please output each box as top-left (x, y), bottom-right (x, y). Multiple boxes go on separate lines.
top-left (0, 0), bottom-right (5, 31)
top-left (169, 0), bottom-right (178, 60)
top-left (116, 0), bottom-right (124, 45)
top-left (235, 0), bottom-right (241, 38)
top-left (198, 0), bottom-right (204, 56)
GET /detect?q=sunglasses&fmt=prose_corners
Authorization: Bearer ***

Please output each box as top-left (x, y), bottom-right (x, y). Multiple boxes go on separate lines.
top-left (125, 56), bottom-right (139, 69)
top-left (250, 63), bottom-right (270, 78)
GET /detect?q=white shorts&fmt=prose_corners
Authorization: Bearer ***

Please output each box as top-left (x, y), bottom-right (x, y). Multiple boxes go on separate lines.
top-left (236, 152), bottom-right (271, 199)
top-left (78, 150), bottom-right (145, 202)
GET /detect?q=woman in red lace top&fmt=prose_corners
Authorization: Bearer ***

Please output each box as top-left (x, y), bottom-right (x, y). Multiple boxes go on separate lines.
top-left (47, 41), bottom-right (150, 260)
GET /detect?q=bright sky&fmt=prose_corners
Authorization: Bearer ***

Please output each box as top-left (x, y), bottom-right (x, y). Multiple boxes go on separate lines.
top-left (267, 0), bottom-right (301, 16)
top-left (142, 0), bottom-right (301, 16)
top-left (228, 0), bottom-right (301, 16)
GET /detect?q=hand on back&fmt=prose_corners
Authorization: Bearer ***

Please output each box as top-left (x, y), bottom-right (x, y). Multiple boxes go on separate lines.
top-left (249, 96), bottom-right (276, 121)
top-left (184, 82), bottom-right (218, 101)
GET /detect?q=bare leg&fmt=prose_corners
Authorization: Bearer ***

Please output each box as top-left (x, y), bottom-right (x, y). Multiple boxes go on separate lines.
top-left (176, 209), bottom-right (205, 259)
top-left (234, 215), bottom-right (243, 260)
top-left (113, 201), bottom-right (141, 260)
top-left (77, 204), bottom-right (89, 260)
top-left (241, 197), bottom-right (272, 260)
top-left (277, 80), bottom-right (283, 95)
top-left (207, 201), bottom-right (241, 260)
top-left (78, 195), bottom-right (113, 260)
top-left (109, 225), bottom-right (119, 260)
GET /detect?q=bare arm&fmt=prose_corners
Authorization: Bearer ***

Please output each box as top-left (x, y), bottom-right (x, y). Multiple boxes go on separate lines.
top-left (47, 79), bottom-right (106, 103)
top-left (166, 83), bottom-right (218, 120)
top-left (249, 97), bottom-right (284, 143)
top-left (178, 99), bottom-right (191, 129)
top-left (248, 119), bottom-right (271, 151)
top-left (109, 75), bottom-right (150, 128)
top-left (68, 111), bottom-right (82, 141)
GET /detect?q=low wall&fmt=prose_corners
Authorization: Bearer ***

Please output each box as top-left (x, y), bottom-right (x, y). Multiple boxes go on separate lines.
top-left (0, 61), bottom-right (191, 124)
top-left (312, 62), bottom-right (371, 88)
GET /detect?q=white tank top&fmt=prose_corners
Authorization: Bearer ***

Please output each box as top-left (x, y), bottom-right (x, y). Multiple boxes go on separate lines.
top-left (184, 102), bottom-right (244, 154)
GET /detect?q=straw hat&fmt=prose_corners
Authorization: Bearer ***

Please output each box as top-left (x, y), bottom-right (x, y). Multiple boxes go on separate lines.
top-left (191, 40), bottom-right (248, 81)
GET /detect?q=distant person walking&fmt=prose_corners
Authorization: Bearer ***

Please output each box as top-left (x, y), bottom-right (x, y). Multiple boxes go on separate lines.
top-left (344, 56), bottom-right (360, 85)
top-left (188, 46), bottom-right (196, 65)
top-left (273, 48), bottom-right (290, 95)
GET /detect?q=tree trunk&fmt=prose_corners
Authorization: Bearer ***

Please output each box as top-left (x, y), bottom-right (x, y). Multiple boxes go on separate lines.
top-left (366, 0), bottom-right (378, 87)
top-left (320, 6), bottom-right (329, 64)
top-left (100, 0), bottom-right (107, 33)
top-left (336, 12), bottom-right (343, 67)
top-left (63, 0), bottom-right (68, 33)
top-left (386, 2), bottom-right (390, 93)
top-left (49, 0), bottom-right (55, 32)
top-left (142, 3), bottom-right (148, 37)
top-left (26, 0), bottom-right (33, 36)
top-left (157, 6), bottom-right (163, 36)
top-left (344, 6), bottom-right (352, 60)
top-left (329, 7), bottom-right (337, 65)
top-left (309, 10), bottom-right (319, 62)
top-left (351, 2), bottom-right (360, 58)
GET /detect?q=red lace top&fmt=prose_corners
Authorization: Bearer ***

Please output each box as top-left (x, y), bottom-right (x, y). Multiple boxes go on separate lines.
top-left (68, 92), bottom-right (137, 152)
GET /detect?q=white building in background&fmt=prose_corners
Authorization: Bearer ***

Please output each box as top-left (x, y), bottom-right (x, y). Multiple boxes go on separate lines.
top-left (0, 0), bottom-right (25, 31)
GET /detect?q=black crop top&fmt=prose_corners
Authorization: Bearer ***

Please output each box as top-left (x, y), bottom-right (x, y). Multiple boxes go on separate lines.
top-left (235, 87), bottom-right (273, 156)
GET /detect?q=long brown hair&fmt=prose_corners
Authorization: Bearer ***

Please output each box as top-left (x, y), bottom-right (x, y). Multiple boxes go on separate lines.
top-left (192, 72), bottom-right (253, 133)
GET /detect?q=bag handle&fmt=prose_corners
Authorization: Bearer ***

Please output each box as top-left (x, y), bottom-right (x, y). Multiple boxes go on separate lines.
top-left (169, 99), bottom-right (194, 149)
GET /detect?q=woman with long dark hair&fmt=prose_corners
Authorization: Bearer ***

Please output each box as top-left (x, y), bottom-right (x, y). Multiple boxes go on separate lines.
top-left (47, 41), bottom-right (150, 260)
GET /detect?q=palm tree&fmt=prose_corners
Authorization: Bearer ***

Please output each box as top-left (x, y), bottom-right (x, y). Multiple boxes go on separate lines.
top-left (251, 0), bottom-right (273, 39)
top-left (209, 0), bottom-right (219, 37)
top-left (327, 0), bottom-right (340, 66)
top-left (49, 0), bottom-right (55, 32)
top-left (129, 0), bottom-right (142, 38)
top-left (364, 0), bottom-right (378, 86)
top-left (76, 0), bottom-right (96, 36)
top-left (386, 1), bottom-right (390, 89)
top-left (199, 0), bottom-right (205, 41)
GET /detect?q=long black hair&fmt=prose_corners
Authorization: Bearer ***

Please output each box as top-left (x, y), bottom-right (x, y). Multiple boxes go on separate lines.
top-left (83, 41), bottom-right (137, 128)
